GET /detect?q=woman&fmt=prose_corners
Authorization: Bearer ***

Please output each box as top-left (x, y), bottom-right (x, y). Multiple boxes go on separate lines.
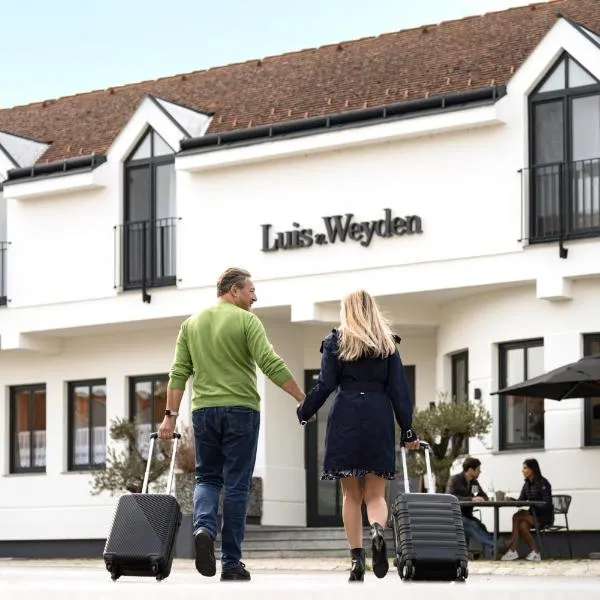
top-left (501, 458), bottom-right (554, 562)
top-left (297, 290), bottom-right (419, 582)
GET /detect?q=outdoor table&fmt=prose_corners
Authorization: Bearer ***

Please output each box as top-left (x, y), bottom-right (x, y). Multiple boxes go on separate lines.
top-left (459, 499), bottom-right (547, 560)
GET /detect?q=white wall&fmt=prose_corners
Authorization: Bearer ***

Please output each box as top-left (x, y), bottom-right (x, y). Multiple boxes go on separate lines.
top-left (0, 326), bottom-right (184, 540)
top-left (438, 279), bottom-right (600, 532)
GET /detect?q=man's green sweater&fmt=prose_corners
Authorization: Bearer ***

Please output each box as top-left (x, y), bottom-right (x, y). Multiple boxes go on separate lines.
top-left (168, 301), bottom-right (293, 412)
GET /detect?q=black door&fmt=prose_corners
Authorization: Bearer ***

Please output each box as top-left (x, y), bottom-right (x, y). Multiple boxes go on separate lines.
top-left (305, 366), bottom-right (416, 527)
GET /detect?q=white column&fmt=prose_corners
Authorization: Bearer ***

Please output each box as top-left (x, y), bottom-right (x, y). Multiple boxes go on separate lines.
top-left (543, 332), bottom-right (583, 450)
top-left (105, 374), bottom-right (128, 454)
top-left (257, 321), bottom-right (306, 526)
top-left (45, 377), bottom-right (66, 475)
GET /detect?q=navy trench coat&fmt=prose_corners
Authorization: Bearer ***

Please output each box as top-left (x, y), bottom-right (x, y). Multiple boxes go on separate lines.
top-left (298, 330), bottom-right (413, 479)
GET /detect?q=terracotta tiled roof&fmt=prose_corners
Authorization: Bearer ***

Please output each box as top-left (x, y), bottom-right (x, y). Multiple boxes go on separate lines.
top-left (0, 0), bottom-right (599, 165)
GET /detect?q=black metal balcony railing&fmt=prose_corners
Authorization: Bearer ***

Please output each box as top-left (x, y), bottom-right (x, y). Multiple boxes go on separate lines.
top-left (114, 218), bottom-right (178, 303)
top-left (521, 157), bottom-right (600, 248)
top-left (0, 241), bottom-right (7, 306)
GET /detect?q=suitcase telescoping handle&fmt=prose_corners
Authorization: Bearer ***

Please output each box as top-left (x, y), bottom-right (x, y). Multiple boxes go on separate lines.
top-left (400, 440), bottom-right (434, 494)
top-left (142, 432), bottom-right (182, 496)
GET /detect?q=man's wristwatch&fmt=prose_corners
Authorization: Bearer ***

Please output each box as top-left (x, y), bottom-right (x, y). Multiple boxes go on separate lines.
top-left (165, 409), bottom-right (179, 418)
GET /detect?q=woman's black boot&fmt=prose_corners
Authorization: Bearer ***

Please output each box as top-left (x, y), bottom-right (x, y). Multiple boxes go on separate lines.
top-left (371, 522), bottom-right (389, 578)
top-left (349, 547), bottom-right (365, 582)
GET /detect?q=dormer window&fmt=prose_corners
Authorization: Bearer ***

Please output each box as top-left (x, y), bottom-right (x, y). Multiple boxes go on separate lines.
top-left (527, 53), bottom-right (600, 250)
top-left (120, 128), bottom-right (177, 297)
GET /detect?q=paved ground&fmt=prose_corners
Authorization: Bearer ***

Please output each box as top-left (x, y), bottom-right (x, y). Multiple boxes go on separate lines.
top-left (0, 562), bottom-right (599, 600)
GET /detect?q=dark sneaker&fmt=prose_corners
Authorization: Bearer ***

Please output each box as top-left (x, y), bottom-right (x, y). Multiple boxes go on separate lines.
top-left (194, 528), bottom-right (216, 577)
top-left (370, 522), bottom-right (389, 579)
top-left (220, 561), bottom-right (251, 581)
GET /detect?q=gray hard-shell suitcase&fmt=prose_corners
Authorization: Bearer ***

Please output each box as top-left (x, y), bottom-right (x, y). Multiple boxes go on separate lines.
top-left (103, 432), bottom-right (182, 582)
top-left (391, 442), bottom-right (469, 582)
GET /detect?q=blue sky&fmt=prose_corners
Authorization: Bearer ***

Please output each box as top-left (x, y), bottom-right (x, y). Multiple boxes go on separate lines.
top-left (2, 0), bottom-right (531, 108)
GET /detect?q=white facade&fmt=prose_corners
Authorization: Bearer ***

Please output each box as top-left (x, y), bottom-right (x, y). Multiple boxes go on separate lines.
top-left (1, 18), bottom-right (600, 544)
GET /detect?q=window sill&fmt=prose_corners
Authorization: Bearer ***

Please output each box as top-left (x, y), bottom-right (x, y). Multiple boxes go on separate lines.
top-left (491, 446), bottom-right (545, 455)
top-left (3, 471), bottom-right (47, 477)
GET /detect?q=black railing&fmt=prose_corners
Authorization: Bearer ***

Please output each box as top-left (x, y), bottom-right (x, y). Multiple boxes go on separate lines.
top-left (521, 158), bottom-right (600, 248)
top-left (114, 218), bottom-right (178, 303)
top-left (0, 241), bottom-right (7, 306)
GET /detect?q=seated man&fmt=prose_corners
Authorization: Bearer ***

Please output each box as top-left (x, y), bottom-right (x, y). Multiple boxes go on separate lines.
top-left (447, 457), bottom-right (495, 559)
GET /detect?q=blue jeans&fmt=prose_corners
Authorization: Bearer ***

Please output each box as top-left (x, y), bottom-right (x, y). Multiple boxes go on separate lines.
top-left (463, 516), bottom-right (494, 558)
top-left (192, 406), bottom-right (260, 568)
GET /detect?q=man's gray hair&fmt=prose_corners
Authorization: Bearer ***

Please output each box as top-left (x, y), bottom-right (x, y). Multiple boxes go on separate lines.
top-left (217, 267), bottom-right (251, 297)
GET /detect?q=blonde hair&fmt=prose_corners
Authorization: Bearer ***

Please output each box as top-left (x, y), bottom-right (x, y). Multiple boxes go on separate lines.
top-left (337, 289), bottom-right (396, 361)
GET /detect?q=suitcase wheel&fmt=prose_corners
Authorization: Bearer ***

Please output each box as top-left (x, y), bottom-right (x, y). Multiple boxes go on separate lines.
top-left (399, 559), bottom-right (415, 581)
top-left (456, 562), bottom-right (468, 583)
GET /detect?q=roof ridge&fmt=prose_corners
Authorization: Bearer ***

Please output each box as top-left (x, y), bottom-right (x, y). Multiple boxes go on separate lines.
top-left (0, 0), bottom-right (564, 113)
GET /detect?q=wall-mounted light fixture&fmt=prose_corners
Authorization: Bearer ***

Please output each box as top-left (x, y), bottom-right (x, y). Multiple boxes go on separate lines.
top-left (474, 388), bottom-right (482, 400)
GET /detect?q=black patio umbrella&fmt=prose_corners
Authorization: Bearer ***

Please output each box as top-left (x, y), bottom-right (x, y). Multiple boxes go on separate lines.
top-left (491, 354), bottom-right (600, 401)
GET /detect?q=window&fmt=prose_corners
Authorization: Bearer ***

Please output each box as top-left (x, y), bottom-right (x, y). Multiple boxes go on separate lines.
top-left (68, 380), bottom-right (107, 470)
top-left (499, 339), bottom-right (545, 450)
top-left (0, 194), bottom-right (7, 306)
top-left (129, 374), bottom-right (168, 457)
top-left (10, 385), bottom-right (46, 473)
top-left (451, 351), bottom-right (469, 453)
top-left (121, 129), bottom-right (177, 291)
top-left (528, 53), bottom-right (600, 243)
top-left (584, 334), bottom-right (600, 446)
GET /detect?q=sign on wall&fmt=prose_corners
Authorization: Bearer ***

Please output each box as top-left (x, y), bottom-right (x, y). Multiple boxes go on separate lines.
top-left (261, 208), bottom-right (423, 252)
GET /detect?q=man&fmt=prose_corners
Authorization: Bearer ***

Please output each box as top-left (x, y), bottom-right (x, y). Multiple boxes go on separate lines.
top-left (446, 457), bottom-right (495, 559)
top-left (158, 268), bottom-right (305, 581)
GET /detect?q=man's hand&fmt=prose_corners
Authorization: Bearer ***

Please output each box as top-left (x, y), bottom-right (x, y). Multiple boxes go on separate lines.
top-left (158, 416), bottom-right (176, 440)
top-left (472, 496), bottom-right (485, 503)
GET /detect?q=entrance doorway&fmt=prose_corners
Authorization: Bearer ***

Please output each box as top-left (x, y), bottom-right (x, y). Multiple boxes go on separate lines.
top-left (304, 366), bottom-right (416, 527)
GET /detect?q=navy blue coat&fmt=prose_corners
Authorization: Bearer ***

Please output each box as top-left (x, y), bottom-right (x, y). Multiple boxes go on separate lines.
top-left (299, 330), bottom-right (413, 479)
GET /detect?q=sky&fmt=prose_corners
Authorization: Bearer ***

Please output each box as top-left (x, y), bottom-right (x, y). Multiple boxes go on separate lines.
top-left (1, 0), bottom-right (538, 108)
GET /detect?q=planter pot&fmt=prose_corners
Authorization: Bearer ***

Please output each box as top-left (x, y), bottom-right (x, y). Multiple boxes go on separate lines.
top-left (174, 476), bottom-right (263, 559)
top-left (174, 472), bottom-right (195, 515)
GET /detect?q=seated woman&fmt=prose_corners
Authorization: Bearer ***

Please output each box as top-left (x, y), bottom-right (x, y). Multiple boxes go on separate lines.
top-left (501, 458), bottom-right (554, 562)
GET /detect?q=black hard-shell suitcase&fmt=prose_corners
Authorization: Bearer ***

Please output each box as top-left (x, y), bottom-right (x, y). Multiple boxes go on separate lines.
top-left (103, 432), bottom-right (183, 582)
top-left (391, 442), bottom-right (469, 582)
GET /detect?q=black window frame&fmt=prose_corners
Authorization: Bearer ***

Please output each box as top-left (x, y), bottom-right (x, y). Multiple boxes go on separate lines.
top-left (451, 350), bottom-right (469, 454)
top-left (528, 51), bottom-right (600, 244)
top-left (498, 338), bottom-right (545, 451)
top-left (67, 379), bottom-right (107, 471)
top-left (583, 334), bottom-right (600, 447)
top-left (9, 384), bottom-right (47, 474)
top-left (122, 128), bottom-right (177, 292)
top-left (129, 373), bottom-right (170, 427)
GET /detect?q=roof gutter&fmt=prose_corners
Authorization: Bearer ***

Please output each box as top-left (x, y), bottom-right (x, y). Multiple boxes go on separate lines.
top-left (180, 85), bottom-right (507, 155)
top-left (5, 153), bottom-right (107, 184)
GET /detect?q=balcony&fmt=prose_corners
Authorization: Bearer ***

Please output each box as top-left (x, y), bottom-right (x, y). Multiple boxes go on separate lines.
top-left (114, 217), bottom-right (178, 303)
top-left (0, 241), bottom-right (7, 306)
top-left (522, 158), bottom-right (600, 251)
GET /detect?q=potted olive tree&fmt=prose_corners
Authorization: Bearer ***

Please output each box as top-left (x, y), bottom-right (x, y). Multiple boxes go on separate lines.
top-left (90, 417), bottom-right (171, 496)
top-left (398, 397), bottom-right (493, 493)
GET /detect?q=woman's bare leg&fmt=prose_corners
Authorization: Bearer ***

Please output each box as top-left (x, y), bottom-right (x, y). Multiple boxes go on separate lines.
top-left (363, 474), bottom-right (388, 526)
top-left (340, 477), bottom-right (364, 549)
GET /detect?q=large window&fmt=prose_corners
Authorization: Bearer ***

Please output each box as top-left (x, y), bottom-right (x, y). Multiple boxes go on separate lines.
top-left (129, 374), bottom-right (168, 457)
top-left (0, 194), bottom-right (7, 306)
top-left (528, 53), bottom-right (600, 244)
top-left (584, 334), bottom-right (600, 446)
top-left (499, 339), bottom-right (545, 450)
top-left (68, 380), bottom-right (107, 470)
top-left (121, 128), bottom-right (177, 292)
top-left (10, 385), bottom-right (46, 473)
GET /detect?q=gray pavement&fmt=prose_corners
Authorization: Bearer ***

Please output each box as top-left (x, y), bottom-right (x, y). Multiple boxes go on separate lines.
top-left (0, 561), bottom-right (599, 600)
